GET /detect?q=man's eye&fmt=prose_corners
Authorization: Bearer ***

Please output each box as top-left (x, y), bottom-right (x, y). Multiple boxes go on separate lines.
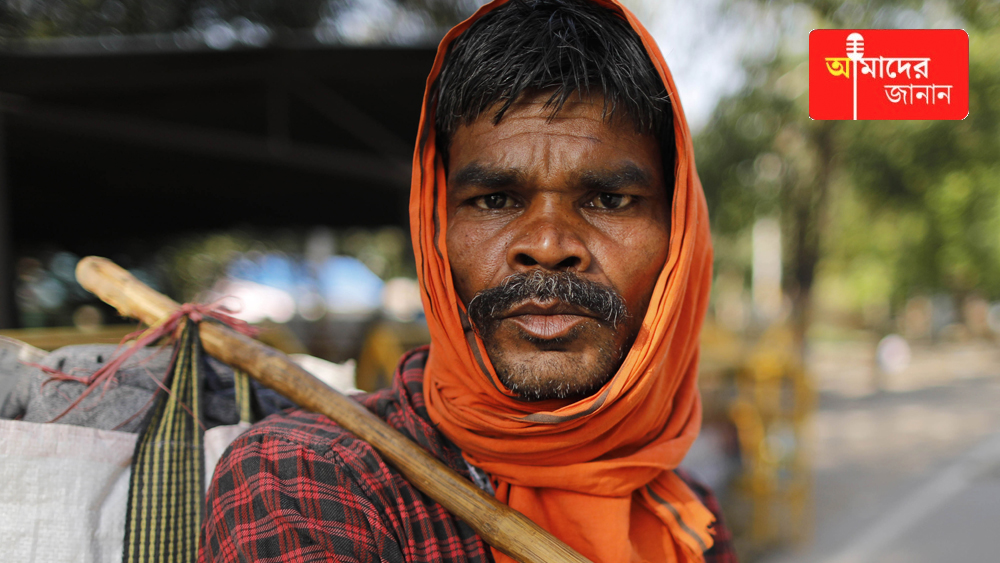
top-left (590, 193), bottom-right (632, 209)
top-left (475, 193), bottom-right (513, 210)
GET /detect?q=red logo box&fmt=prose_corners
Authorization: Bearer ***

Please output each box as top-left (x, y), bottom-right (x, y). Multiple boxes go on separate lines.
top-left (809, 29), bottom-right (968, 120)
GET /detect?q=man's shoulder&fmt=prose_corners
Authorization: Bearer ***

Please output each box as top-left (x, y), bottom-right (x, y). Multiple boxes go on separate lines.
top-left (202, 347), bottom-right (494, 563)
top-left (218, 406), bottom-right (404, 516)
top-left (234, 346), bottom-right (431, 446)
top-left (231, 407), bottom-right (365, 458)
top-left (225, 346), bottom-right (443, 476)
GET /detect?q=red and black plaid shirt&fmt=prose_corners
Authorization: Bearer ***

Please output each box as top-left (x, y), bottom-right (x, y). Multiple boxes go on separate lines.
top-left (200, 346), bottom-right (737, 562)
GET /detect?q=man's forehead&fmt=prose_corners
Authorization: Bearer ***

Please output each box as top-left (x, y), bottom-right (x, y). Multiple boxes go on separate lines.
top-left (446, 93), bottom-right (663, 184)
top-left (457, 90), bottom-right (642, 137)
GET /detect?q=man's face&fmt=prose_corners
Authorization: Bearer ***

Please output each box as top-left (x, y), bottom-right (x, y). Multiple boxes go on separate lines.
top-left (445, 93), bottom-right (671, 401)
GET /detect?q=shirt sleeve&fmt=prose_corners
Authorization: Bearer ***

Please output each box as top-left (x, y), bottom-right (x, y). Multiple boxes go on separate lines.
top-left (200, 432), bottom-right (406, 563)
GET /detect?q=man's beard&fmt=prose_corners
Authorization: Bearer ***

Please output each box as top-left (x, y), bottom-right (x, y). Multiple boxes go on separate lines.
top-left (466, 270), bottom-right (631, 401)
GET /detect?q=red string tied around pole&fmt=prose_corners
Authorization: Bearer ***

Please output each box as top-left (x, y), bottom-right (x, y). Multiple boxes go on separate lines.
top-left (23, 300), bottom-right (259, 423)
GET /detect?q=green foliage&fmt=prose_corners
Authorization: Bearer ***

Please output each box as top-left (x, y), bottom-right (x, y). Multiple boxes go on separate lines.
top-left (696, 0), bottom-right (1000, 327)
top-left (696, 61), bottom-right (808, 235)
top-left (839, 27), bottom-right (1000, 303)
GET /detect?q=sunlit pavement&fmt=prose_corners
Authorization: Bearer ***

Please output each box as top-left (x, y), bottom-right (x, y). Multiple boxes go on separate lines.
top-left (761, 341), bottom-right (1000, 563)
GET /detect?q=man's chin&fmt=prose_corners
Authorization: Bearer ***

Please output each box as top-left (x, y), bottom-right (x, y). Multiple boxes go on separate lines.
top-left (487, 347), bottom-right (622, 402)
top-left (474, 315), bottom-right (629, 401)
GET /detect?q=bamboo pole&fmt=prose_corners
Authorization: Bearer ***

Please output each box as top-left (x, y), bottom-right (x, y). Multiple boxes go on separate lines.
top-left (76, 256), bottom-right (591, 563)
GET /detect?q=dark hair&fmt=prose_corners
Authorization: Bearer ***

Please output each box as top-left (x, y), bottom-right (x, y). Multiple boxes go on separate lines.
top-left (433, 0), bottom-right (674, 181)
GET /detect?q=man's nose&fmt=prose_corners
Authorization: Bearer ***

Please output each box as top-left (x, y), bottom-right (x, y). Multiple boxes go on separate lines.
top-left (506, 204), bottom-right (592, 272)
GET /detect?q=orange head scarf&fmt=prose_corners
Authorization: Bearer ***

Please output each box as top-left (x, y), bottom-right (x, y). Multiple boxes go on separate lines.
top-left (410, 1), bottom-right (715, 562)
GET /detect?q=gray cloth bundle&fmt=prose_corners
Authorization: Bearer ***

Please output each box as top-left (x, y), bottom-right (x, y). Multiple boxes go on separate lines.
top-left (0, 338), bottom-right (293, 432)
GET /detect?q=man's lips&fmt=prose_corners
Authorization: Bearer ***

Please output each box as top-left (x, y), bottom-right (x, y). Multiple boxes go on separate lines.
top-left (502, 301), bottom-right (598, 340)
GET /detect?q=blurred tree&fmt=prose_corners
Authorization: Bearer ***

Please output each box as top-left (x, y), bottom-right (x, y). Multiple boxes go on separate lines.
top-left (842, 28), bottom-right (1000, 306)
top-left (696, 23), bottom-right (834, 346)
top-left (696, 0), bottom-right (999, 346)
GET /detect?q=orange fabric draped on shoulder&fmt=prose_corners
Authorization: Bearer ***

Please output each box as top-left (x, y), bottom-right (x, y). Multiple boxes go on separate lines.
top-left (410, 1), bottom-right (715, 562)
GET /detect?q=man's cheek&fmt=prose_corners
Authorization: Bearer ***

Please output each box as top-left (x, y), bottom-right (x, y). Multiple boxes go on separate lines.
top-left (453, 229), bottom-right (509, 277)
top-left (448, 226), bottom-right (503, 302)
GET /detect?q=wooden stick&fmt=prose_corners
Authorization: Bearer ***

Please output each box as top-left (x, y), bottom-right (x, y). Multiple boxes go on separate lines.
top-left (76, 256), bottom-right (592, 563)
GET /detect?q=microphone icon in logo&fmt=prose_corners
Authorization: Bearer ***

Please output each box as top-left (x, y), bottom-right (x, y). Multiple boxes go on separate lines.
top-left (846, 32), bottom-right (864, 119)
top-left (846, 32), bottom-right (865, 61)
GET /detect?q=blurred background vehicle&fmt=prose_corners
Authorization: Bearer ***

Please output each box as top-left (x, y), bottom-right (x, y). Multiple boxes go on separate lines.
top-left (1, 0), bottom-right (998, 561)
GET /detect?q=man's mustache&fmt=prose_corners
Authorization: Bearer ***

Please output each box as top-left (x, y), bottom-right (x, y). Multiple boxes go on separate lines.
top-left (466, 270), bottom-right (629, 333)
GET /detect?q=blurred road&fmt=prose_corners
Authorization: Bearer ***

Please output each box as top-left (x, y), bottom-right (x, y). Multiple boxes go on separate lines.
top-left (763, 341), bottom-right (1000, 563)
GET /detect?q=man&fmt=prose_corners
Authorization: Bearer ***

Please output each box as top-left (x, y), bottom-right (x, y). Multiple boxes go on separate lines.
top-left (201, 1), bottom-right (733, 562)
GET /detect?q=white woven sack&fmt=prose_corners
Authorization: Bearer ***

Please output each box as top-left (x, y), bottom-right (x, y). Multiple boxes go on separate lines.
top-left (0, 419), bottom-right (249, 563)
